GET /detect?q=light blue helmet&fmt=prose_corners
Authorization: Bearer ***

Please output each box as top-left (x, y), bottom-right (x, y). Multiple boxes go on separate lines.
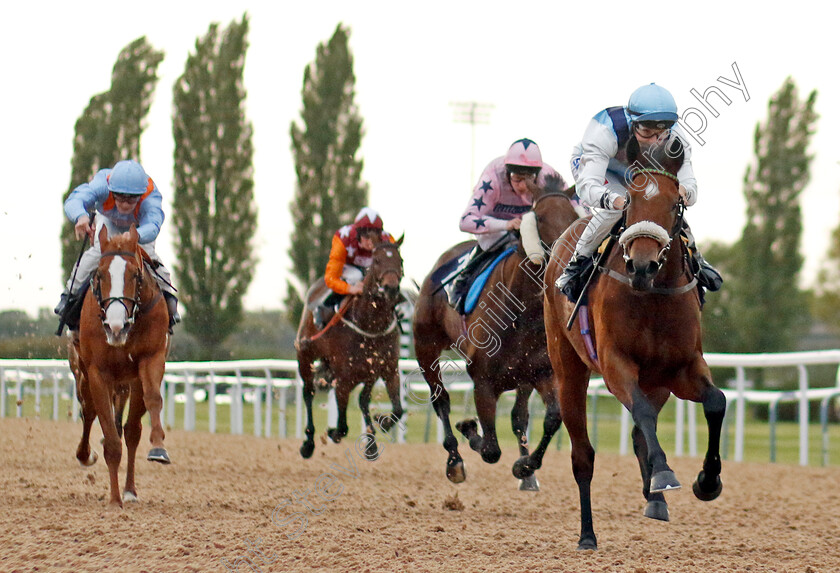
top-left (627, 83), bottom-right (678, 123)
top-left (107, 160), bottom-right (149, 195)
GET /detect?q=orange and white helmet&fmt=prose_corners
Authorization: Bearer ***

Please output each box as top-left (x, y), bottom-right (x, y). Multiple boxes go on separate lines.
top-left (504, 138), bottom-right (543, 174)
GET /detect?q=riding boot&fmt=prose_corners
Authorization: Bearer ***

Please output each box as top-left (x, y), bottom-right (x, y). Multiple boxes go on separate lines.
top-left (447, 246), bottom-right (484, 309)
top-left (693, 251), bottom-right (723, 292)
top-left (163, 292), bottom-right (180, 334)
top-left (555, 254), bottom-right (595, 302)
top-left (54, 292), bottom-right (71, 316)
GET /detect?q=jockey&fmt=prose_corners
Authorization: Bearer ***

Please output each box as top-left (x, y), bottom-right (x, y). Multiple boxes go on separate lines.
top-left (312, 207), bottom-right (396, 328)
top-left (54, 159), bottom-right (180, 332)
top-left (555, 83), bottom-right (723, 302)
top-left (447, 138), bottom-right (567, 310)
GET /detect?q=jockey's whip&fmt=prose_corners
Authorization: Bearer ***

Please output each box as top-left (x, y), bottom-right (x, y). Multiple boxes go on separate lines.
top-left (56, 212), bottom-right (94, 336)
top-left (566, 243), bottom-right (610, 331)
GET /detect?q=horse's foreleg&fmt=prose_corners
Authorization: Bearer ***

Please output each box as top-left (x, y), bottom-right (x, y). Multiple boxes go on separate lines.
top-left (629, 386), bottom-right (679, 494)
top-left (327, 382), bottom-right (351, 443)
top-left (693, 385), bottom-right (726, 501)
top-left (75, 372), bottom-right (98, 467)
top-left (299, 364), bottom-right (316, 459)
top-left (88, 367), bottom-right (122, 508)
top-left (138, 357), bottom-right (169, 465)
top-left (632, 425), bottom-right (669, 521)
top-left (122, 382), bottom-right (146, 503)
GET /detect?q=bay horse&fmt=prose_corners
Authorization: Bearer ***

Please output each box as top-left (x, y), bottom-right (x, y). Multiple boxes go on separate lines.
top-left (413, 176), bottom-right (580, 489)
top-left (296, 238), bottom-right (405, 459)
top-left (70, 224), bottom-right (171, 508)
top-left (530, 136), bottom-right (726, 549)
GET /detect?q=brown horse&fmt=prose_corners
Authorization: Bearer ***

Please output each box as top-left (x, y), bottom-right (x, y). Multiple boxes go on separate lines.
top-left (532, 136), bottom-right (726, 549)
top-left (296, 238), bottom-right (405, 459)
top-left (413, 176), bottom-right (580, 489)
top-left (70, 225), bottom-right (171, 508)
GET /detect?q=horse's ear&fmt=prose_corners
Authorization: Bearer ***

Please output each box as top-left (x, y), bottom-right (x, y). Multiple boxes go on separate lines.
top-left (394, 234), bottom-right (405, 248)
top-left (129, 224), bottom-right (139, 243)
top-left (98, 224), bottom-right (109, 249)
top-left (626, 135), bottom-right (641, 165)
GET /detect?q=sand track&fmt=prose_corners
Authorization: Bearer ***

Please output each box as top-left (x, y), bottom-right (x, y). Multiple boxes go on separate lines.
top-left (1, 417), bottom-right (838, 572)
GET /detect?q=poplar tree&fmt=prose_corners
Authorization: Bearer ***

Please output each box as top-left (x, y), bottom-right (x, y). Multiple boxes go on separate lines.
top-left (60, 37), bottom-right (163, 278)
top-left (285, 23), bottom-right (368, 326)
top-left (172, 15), bottom-right (256, 359)
top-left (702, 78), bottom-right (817, 353)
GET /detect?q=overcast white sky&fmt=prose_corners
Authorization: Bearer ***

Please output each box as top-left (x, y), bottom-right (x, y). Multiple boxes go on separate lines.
top-left (2, 1), bottom-right (838, 317)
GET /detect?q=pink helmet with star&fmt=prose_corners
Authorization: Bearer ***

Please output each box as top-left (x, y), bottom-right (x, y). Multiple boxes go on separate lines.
top-left (504, 138), bottom-right (543, 170)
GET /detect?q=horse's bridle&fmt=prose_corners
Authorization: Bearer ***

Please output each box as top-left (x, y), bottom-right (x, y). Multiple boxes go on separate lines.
top-left (91, 250), bottom-right (144, 327)
top-left (619, 169), bottom-right (685, 270)
top-left (601, 168), bottom-right (696, 295)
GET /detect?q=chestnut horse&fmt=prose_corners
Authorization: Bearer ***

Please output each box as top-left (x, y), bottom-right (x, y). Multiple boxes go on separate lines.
top-left (296, 238), bottom-right (405, 459)
top-left (70, 225), bottom-right (171, 508)
top-left (531, 136), bottom-right (726, 549)
top-left (413, 177), bottom-right (580, 489)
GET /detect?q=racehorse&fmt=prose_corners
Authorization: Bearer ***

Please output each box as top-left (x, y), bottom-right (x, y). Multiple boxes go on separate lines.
top-left (296, 238), bottom-right (405, 459)
top-left (531, 136), bottom-right (726, 549)
top-left (412, 176), bottom-right (580, 489)
top-left (70, 224), bottom-right (171, 508)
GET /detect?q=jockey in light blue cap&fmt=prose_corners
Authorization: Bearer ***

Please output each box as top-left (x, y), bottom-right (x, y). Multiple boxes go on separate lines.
top-left (556, 83), bottom-right (722, 303)
top-left (55, 160), bottom-right (180, 333)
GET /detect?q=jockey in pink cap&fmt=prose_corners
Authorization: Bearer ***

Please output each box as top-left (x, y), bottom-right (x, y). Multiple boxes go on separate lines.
top-left (447, 138), bottom-right (567, 310)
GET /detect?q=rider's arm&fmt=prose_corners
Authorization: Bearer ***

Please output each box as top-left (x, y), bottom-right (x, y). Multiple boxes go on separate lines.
top-left (64, 170), bottom-right (109, 224)
top-left (672, 125), bottom-right (698, 207)
top-left (458, 165), bottom-right (511, 234)
top-left (574, 119), bottom-right (623, 210)
top-left (324, 235), bottom-right (351, 295)
top-left (135, 184), bottom-right (165, 244)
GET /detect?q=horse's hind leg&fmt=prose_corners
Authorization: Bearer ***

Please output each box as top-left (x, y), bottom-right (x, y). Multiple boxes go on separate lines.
top-left (374, 369), bottom-right (405, 438)
top-left (692, 385), bottom-right (726, 501)
top-left (357, 380), bottom-right (380, 460)
top-left (512, 373), bottom-right (563, 489)
top-left (122, 381), bottom-right (146, 503)
top-left (511, 386), bottom-right (539, 491)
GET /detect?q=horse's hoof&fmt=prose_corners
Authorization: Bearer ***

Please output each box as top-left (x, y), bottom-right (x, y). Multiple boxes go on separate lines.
top-left (644, 500), bottom-right (670, 521)
top-left (650, 470), bottom-right (681, 493)
top-left (122, 491), bottom-right (139, 503)
top-left (147, 447), bottom-right (171, 464)
top-left (693, 472), bottom-right (723, 501)
top-left (446, 461), bottom-right (466, 484)
top-left (480, 447), bottom-right (501, 464)
top-left (326, 428), bottom-right (343, 444)
top-left (577, 537), bottom-right (597, 551)
top-left (518, 474), bottom-right (540, 492)
top-left (512, 456), bottom-right (534, 479)
top-left (300, 441), bottom-right (315, 459)
top-left (454, 419), bottom-right (478, 437)
top-left (78, 451), bottom-right (98, 467)
top-left (362, 440), bottom-right (379, 461)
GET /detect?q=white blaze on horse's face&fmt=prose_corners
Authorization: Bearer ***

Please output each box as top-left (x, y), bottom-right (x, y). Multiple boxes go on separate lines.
top-left (104, 256), bottom-right (129, 341)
